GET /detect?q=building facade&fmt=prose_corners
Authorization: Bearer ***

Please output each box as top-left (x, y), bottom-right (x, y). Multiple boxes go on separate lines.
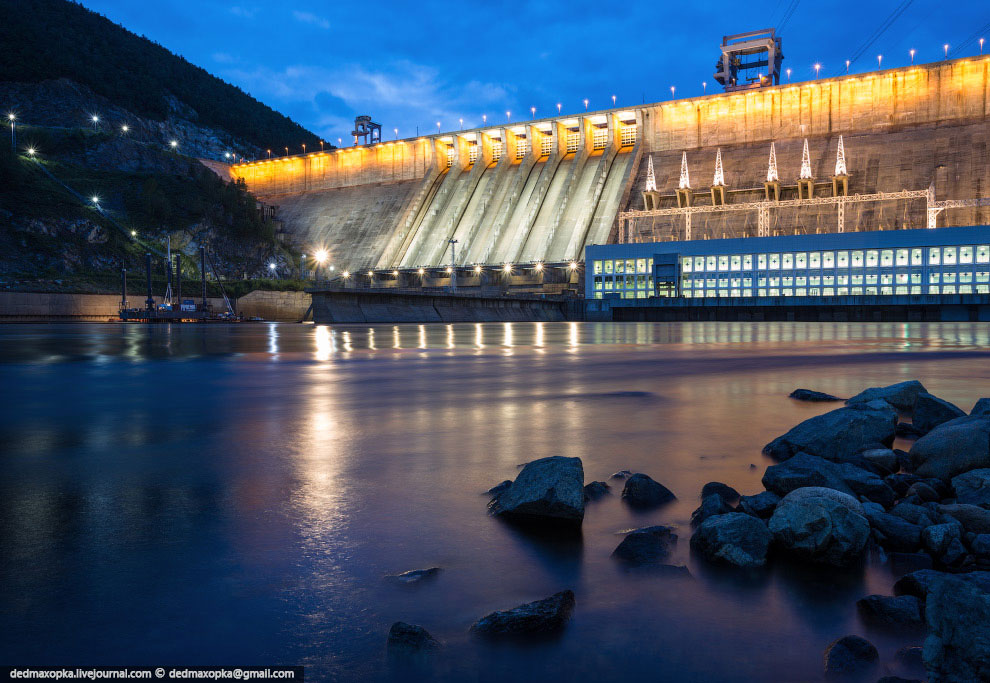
top-left (585, 226), bottom-right (990, 301)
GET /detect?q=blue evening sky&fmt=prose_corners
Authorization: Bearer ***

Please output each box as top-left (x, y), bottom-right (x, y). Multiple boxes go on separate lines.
top-left (78, 0), bottom-right (989, 144)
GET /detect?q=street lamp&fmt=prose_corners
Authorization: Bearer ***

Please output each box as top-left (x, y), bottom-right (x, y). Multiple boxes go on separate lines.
top-left (910, 49), bottom-right (916, 64)
top-left (814, 63), bottom-right (821, 79)
top-left (981, 38), bottom-right (985, 55)
top-left (91, 196), bottom-right (100, 205)
top-left (556, 103), bottom-right (562, 114)
top-left (301, 143), bottom-right (306, 154)
top-left (786, 68), bottom-right (792, 81)
top-left (394, 128), bottom-right (398, 140)
top-left (611, 94), bottom-right (616, 106)
top-left (121, 124), bottom-right (129, 133)
top-left (268, 262), bottom-right (277, 277)
top-left (91, 115), bottom-right (99, 130)
top-left (131, 230), bottom-right (137, 237)
top-left (877, 55), bottom-right (883, 70)
top-left (267, 149), bottom-right (271, 158)
top-left (530, 106), bottom-right (535, 119)
top-left (583, 98), bottom-right (589, 110)
top-left (944, 43), bottom-right (949, 59)
top-left (459, 117), bottom-right (464, 129)
top-left (314, 249), bottom-right (328, 283)
top-left (7, 113), bottom-right (14, 152)
top-left (569, 262), bottom-right (579, 271)
top-left (170, 140), bottom-right (178, 149)
top-left (845, 60), bottom-right (850, 74)
top-left (702, 81), bottom-right (707, 93)
top-left (320, 140), bottom-right (325, 151)
top-left (27, 147), bottom-right (35, 156)
top-left (482, 114), bottom-right (487, 124)
top-left (436, 121), bottom-right (441, 133)
top-left (505, 111), bottom-right (511, 121)
top-left (284, 146), bottom-right (289, 156)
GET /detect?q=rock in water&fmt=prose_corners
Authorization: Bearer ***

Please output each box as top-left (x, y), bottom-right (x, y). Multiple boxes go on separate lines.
top-left (951, 469), bottom-right (990, 507)
top-left (862, 505), bottom-right (922, 552)
top-left (972, 398), bottom-right (990, 418)
top-left (621, 473), bottom-right (676, 509)
top-left (910, 416), bottom-right (990, 481)
top-left (738, 491), bottom-right (781, 519)
top-left (762, 452), bottom-right (895, 505)
top-left (935, 504), bottom-right (990, 534)
top-left (790, 388), bottom-right (843, 402)
top-left (612, 526), bottom-right (677, 566)
top-left (583, 481), bottom-right (610, 502)
top-left (610, 470), bottom-right (632, 479)
top-left (846, 380), bottom-right (928, 413)
top-left (824, 635), bottom-right (879, 679)
top-left (856, 594), bottom-right (924, 628)
top-left (923, 574), bottom-right (990, 682)
top-left (895, 569), bottom-right (990, 600)
top-left (470, 590), bottom-right (575, 636)
top-left (486, 480), bottom-right (513, 497)
top-left (690, 513), bottom-right (772, 568)
top-left (690, 493), bottom-right (734, 527)
top-left (387, 622), bottom-right (441, 652)
top-left (385, 567), bottom-right (442, 585)
top-left (861, 447), bottom-right (899, 474)
top-left (913, 393), bottom-right (966, 434)
top-left (489, 456), bottom-right (584, 526)
top-left (769, 487), bottom-right (870, 567)
top-left (763, 401), bottom-right (897, 463)
top-left (700, 481), bottom-right (740, 502)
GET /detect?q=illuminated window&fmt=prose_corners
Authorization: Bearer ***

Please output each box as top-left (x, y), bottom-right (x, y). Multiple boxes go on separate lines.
top-left (626, 259), bottom-right (635, 273)
top-left (620, 123), bottom-right (637, 147)
top-left (880, 250), bottom-right (893, 267)
top-left (929, 248), bottom-right (941, 265)
top-left (866, 250), bottom-right (879, 267)
top-left (706, 256), bottom-right (717, 272)
top-left (718, 255), bottom-right (729, 271)
top-left (540, 135), bottom-right (552, 157)
top-left (795, 252), bottom-right (807, 269)
top-left (515, 136), bottom-right (530, 159)
top-left (837, 251), bottom-right (849, 268)
top-left (978, 271), bottom-right (990, 283)
top-left (943, 285), bottom-right (956, 294)
top-left (782, 253), bottom-right (794, 269)
top-left (757, 254), bottom-right (767, 269)
top-left (769, 253), bottom-right (780, 270)
top-left (911, 248), bottom-right (923, 266)
top-left (592, 126), bottom-right (608, 150)
top-left (743, 254), bottom-right (753, 270)
top-left (468, 143), bottom-right (479, 164)
top-left (960, 272), bottom-right (972, 283)
top-left (943, 272), bottom-right (956, 284)
top-left (978, 246), bottom-right (989, 264)
top-left (823, 252), bottom-right (835, 268)
top-left (445, 145), bottom-right (456, 168)
top-left (809, 252), bottom-right (821, 268)
top-left (604, 260), bottom-right (613, 274)
top-left (566, 130), bottom-right (580, 153)
top-left (593, 260), bottom-right (603, 275)
top-left (851, 251), bottom-right (864, 268)
top-left (730, 255), bottom-right (741, 271)
top-left (960, 285), bottom-right (973, 294)
top-left (896, 286), bottom-right (908, 295)
top-left (960, 246), bottom-right (974, 264)
top-left (944, 247), bottom-right (957, 265)
top-left (896, 249), bottom-right (909, 267)
top-left (594, 276), bottom-right (602, 290)
top-left (929, 285), bottom-right (940, 294)
top-left (682, 258), bottom-right (692, 273)
top-left (491, 140), bottom-right (503, 162)
top-left (636, 259), bottom-right (647, 273)
top-left (614, 260), bottom-right (625, 274)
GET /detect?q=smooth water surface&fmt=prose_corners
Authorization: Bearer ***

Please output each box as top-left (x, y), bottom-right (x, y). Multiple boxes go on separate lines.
top-left (1, 321), bottom-right (989, 681)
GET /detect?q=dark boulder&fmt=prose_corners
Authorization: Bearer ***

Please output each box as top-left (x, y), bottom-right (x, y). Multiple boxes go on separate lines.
top-left (886, 474), bottom-right (923, 498)
top-left (790, 388), bottom-right (843, 402)
top-left (861, 447), bottom-right (899, 474)
top-left (762, 452), bottom-right (854, 497)
top-left (862, 505), bottom-right (922, 552)
top-left (612, 526), bottom-right (677, 566)
top-left (921, 523), bottom-right (962, 557)
top-left (897, 422), bottom-right (927, 440)
top-left (971, 534), bottom-right (990, 560)
top-left (972, 398), bottom-right (990, 418)
top-left (846, 380), bottom-right (927, 413)
top-left (905, 481), bottom-right (941, 503)
top-left (621, 473), bottom-right (676, 509)
top-left (583, 481), bottom-right (610, 502)
top-left (610, 469), bottom-right (632, 479)
top-left (936, 504), bottom-right (990, 534)
top-left (923, 574), bottom-right (990, 682)
top-left (385, 567), bottom-right (442, 585)
top-left (837, 463), bottom-right (897, 507)
top-left (823, 635), bottom-right (879, 679)
top-left (951, 468), bottom-right (990, 507)
top-left (486, 480), bottom-right (513, 497)
top-left (856, 594), bottom-right (924, 628)
top-left (894, 569), bottom-right (990, 600)
top-left (738, 491), bottom-right (781, 519)
top-left (913, 392), bottom-right (966, 434)
top-left (690, 513), bottom-right (772, 568)
top-left (489, 456), bottom-right (585, 526)
top-left (911, 416), bottom-right (990, 481)
top-left (889, 502), bottom-right (938, 527)
top-left (470, 590), bottom-right (575, 636)
top-left (690, 493), bottom-right (734, 527)
top-left (769, 487), bottom-right (870, 567)
top-left (387, 622), bottom-right (441, 652)
top-left (700, 481), bottom-right (740, 502)
top-left (763, 400), bottom-right (897, 463)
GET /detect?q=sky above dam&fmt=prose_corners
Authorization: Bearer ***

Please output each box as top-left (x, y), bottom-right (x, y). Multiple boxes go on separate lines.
top-left (80, 0), bottom-right (989, 147)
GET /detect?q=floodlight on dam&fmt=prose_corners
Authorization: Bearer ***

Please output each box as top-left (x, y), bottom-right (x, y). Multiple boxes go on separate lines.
top-left (503, 264), bottom-right (512, 273)
top-left (342, 271), bottom-right (350, 279)
top-left (534, 262), bottom-right (543, 271)
top-left (314, 249), bottom-right (328, 264)
top-left (474, 266), bottom-right (482, 274)
top-left (569, 262), bottom-right (579, 270)
top-left (27, 147), bottom-right (35, 156)
top-left (418, 268), bottom-right (425, 275)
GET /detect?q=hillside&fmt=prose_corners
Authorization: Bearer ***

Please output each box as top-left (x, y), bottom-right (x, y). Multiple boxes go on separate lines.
top-left (0, 0), bottom-right (323, 156)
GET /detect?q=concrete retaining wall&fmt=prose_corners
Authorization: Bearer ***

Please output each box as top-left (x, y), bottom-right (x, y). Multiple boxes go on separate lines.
top-left (235, 290), bottom-right (311, 321)
top-left (0, 291), bottom-right (284, 322)
top-left (311, 289), bottom-right (579, 323)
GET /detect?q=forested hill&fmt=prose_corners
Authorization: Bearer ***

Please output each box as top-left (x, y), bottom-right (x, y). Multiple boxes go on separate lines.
top-left (0, 0), bottom-right (321, 154)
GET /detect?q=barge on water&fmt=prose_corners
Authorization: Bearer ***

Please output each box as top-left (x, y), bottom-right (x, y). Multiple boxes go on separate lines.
top-left (118, 246), bottom-right (241, 323)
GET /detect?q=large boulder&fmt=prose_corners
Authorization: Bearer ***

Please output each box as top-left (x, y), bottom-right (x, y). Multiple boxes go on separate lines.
top-left (621, 473), bottom-right (676, 509)
top-left (470, 590), bottom-right (575, 636)
top-left (738, 491), bottom-right (781, 519)
top-left (489, 456), bottom-right (585, 526)
top-left (923, 574), bottom-right (990, 682)
top-left (612, 526), bottom-right (677, 566)
top-left (971, 398), bottom-right (990, 418)
top-left (763, 401), bottom-right (897, 463)
top-left (911, 416), bottom-right (990, 481)
top-left (857, 594), bottom-right (924, 628)
top-left (913, 393), bottom-right (967, 434)
top-left (583, 481), bottom-right (610, 502)
top-left (846, 380), bottom-right (928, 413)
top-left (387, 622), bottom-right (441, 652)
top-left (769, 487), bottom-right (870, 567)
top-left (895, 569), bottom-right (990, 600)
top-left (385, 567), bottom-right (442, 585)
top-left (690, 493), bottom-right (734, 527)
top-left (762, 452), bottom-right (895, 505)
top-left (824, 635), bottom-right (879, 679)
top-left (690, 513), bottom-right (772, 568)
top-left (936, 504), bottom-right (990, 534)
top-left (862, 505), bottom-right (922, 552)
top-left (763, 452), bottom-right (854, 497)
top-left (861, 447), bottom-right (899, 474)
top-left (951, 469), bottom-right (990, 507)
top-left (790, 388), bottom-right (843, 402)
top-left (921, 523), bottom-right (963, 557)
top-left (701, 481), bottom-right (740, 502)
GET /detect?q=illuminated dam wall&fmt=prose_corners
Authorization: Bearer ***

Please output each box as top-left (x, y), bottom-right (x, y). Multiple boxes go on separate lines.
top-left (229, 56), bottom-right (990, 271)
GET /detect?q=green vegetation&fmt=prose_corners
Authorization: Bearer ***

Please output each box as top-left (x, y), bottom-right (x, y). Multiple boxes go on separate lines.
top-left (0, 0), bottom-right (323, 152)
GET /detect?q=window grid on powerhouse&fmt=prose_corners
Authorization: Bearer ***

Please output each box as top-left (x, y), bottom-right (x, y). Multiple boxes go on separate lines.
top-left (590, 244), bottom-right (990, 300)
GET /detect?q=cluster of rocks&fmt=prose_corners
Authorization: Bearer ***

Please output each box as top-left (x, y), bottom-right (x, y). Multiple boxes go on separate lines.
top-left (387, 455), bottom-right (686, 654)
top-left (690, 380), bottom-right (990, 681)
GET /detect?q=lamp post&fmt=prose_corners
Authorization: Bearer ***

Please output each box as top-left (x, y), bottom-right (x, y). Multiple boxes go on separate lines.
top-left (505, 111), bottom-right (511, 122)
top-left (314, 249), bottom-right (328, 283)
top-left (944, 44), bottom-right (949, 59)
top-left (814, 63), bottom-right (821, 79)
top-left (268, 262), bottom-right (277, 279)
top-left (877, 55), bottom-right (883, 70)
top-left (530, 106), bottom-right (535, 119)
top-left (981, 38), bottom-right (985, 55)
top-left (436, 121), bottom-right (441, 133)
top-left (910, 49), bottom-right (916, 64)
top-left (846, 60), bottom-right (850, 74)
top-left (302, 143), bottom-right (306, 154)
top-left (8, 113), bottom-right (14, 152)
top-left (556, 103), bottom-right (562, 114)
top-left (670, 86), bottom-right (675, 99)
top-left (611, 94), bottom-right (616, 106)
top-left (702, 81), bottom-right (707, 93)
top-left (583, 98), bottom-right (588, 111)
top-left (394, 128), bottom-right (398, 140)
top-left (786, 68), bottom-right (792, 81)
top-left (91, 115), bottom-right (99, 131)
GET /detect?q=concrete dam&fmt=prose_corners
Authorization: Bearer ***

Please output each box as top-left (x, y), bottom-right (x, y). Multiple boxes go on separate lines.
top-left (227, 56), bottom-right (990, 274)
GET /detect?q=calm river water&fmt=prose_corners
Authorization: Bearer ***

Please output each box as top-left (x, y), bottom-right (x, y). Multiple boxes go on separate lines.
top-left (1, 321), bottom-right (989, 681)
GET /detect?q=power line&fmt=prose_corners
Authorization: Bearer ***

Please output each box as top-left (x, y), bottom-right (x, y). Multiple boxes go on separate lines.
top-left (949, 19), bottom-right (990, 56)
top-left (849, 0), bottom-right (915, 66)
top-left (777, 0), bottom-right (802, 32)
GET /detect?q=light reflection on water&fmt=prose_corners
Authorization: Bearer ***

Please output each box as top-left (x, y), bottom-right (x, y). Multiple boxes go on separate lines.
top-left (0, 322), bottom-right (989, 681)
